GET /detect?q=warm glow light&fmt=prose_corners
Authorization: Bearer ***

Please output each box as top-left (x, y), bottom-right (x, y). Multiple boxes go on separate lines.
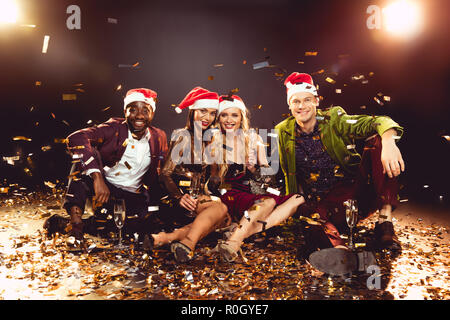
top-left (0, 0), bottom-right (19, 24)
top-left (383, 0), bottom-right (423, 38)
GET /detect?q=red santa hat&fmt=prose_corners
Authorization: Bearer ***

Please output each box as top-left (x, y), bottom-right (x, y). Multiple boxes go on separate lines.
top-left (123, 88), bottom-right (157, 112)
top-left (284, 72), bottom-right (318, 105)
top-left (175, 87), bottom-right (219, 114)
top-left (218, 95), bottom-right (247, 115)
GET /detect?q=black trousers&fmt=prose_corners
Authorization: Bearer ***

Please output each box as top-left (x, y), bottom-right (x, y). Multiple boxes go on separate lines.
top-left (63, 175), bottom-right (151, 236)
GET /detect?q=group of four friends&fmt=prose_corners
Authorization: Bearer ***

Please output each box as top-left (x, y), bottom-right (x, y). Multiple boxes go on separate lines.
top-left (49, 72), bottom-right (405, 275)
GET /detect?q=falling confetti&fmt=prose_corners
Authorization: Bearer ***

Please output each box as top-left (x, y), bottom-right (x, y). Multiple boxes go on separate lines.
top-left (62, 94), bottom-right (77, 101)
top-left (252, 61), bottom-right (270, 70)
top-left (42, 35), bottom-right (50, 53)
top-left (13, 136), bottom-right (32, 142)
top-left (325, 77), bottom-right (336, 84)
top-left (305, 51), bottom-right (318, 56)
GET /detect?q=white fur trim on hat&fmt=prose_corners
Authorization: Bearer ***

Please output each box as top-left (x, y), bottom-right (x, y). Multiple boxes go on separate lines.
top-left (218, 99), bottom-right (246, 115)
top-left (286, 82), bottom-right (318, 104)
top-left (124, 92), bottom-right (156, 111)
top-left (190, 98), bottom-right (220, 110)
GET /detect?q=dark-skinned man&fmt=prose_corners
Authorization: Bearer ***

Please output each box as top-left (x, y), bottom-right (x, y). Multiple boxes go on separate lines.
top-left (59, 88), bottom-right (168, 244)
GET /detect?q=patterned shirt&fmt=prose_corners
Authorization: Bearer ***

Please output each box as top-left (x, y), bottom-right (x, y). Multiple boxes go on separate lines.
top-left (294, 122), bottom-right (351, 201)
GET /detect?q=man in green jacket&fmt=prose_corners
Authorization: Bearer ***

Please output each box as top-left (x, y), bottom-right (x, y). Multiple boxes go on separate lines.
top-left (275, 72), bottom-right (405, 275)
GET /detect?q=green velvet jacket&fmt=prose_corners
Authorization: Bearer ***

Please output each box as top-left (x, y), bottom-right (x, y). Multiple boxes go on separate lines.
top-left (274, 106), bottom-right (404, 195)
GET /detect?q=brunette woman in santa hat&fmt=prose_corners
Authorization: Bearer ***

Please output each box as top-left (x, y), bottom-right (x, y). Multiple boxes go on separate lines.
top-left (213, 94), bottom-right (305, 262)
top-left (145, 87), bottom-right (232, 262)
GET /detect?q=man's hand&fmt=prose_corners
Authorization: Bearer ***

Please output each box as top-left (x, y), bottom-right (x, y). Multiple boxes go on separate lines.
top-left (381, 129), bottom-right (405, 178)
top-left (179, 194), bottom-right (198, 212)
top-left (91, 172), bottom-right (110, 205)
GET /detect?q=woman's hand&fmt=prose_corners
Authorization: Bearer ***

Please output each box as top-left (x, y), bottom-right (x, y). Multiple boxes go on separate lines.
top-left (179, 194), bottom-right (198, 212)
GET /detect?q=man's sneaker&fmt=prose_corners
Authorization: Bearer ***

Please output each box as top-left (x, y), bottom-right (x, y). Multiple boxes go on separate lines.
top-left (373, 221), bottom-right (401, 251)
top-left (308, 248), bottom-right (377, 276)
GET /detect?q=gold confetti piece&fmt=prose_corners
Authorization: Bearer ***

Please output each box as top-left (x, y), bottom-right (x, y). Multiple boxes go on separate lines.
top-left (360, 105), bottom-right (367, 110)
top-left (299, 216), bottom-right (321, 225)
top-left (253, 104), bottom-right (262, 110)
top-left (13, 136), bottom-right (32, 142)
top-left (442, 135), bottom-right (450, 141)
top-left (24, 168), bottom-right (32, 176)
top-left (41, 145), bottom-right (51, 151)
top-left (213, 64), bottom-right (224, 67)
top-left (20, 24), bottom-right (36, 28)
top-left (309, 172), bottom-right (320, 182)
top-left (62, 120), bottom-right (70, 126)
top-left (179, 181), bottom-right (191, 187)
top-left (335, 89), bottom-right (342, 94)
top-left (51, 113), bottom-right (56, 119)
top-left (230, 88), bottom-right (239, 93)
top-left (312, 69), bottom-right (325, 75)
top-left (305, 51), bottom-right (318, 56)
top-left (0, 187), bottom-right (9, 193)
top-left (297, 61), bottom-right (305, 64)
top-left (101, 106), bottom-right (111, 112)
top-left (44, 181), bottom-right (56, 188)
top-left (208, 76), bottom-right (214, 81)
top-left (35, 81), bottom-right (42, 86)
top-left (383, 96), bottom-right (391, 102)
top-left (132, 62), bottom-right (140, 68)
top-left (282, 113), bottom-right (290, 118)
top-left (346, 144), bottom-right (356, 149)
top-left (368, 72), bottom-right (375, 77)
top-left (54, 138), bottom-right (68, 144)
top-left (122, 139), bottom-right (129, 147)
top-left (62, 94), bottom-right (77, 101)
top-left (75, 88), bottom-right (85, 93)
top-left (355, 243), bottom-right (366, 248)
top-left (116, 84), bottom-right (122, 91)
top-left (42, 35), bottom-right (50, 53)
top-left (325, 77), bottom-right (336, 84)
top-left (374, 97), bottom-right (384, 106)
top-left (242, 60), bottom-right (247, 64)
top-left (124, 161), bottom-right (132, 170)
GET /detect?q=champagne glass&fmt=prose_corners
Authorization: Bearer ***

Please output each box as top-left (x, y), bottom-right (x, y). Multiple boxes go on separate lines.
top-left (113, 199), bottom-right (127, 249)
top-left (186, 173), bottom-right (201, 218)
top-left (344, 199), bottom-right (358, 250)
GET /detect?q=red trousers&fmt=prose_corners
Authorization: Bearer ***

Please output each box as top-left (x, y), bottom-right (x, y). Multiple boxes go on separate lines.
top-left (297, 135), bottom-right (399, 249)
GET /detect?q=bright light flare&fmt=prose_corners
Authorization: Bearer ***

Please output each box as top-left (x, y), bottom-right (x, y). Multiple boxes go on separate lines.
top-left (383, 1), bottom-right (423, 38)
top-left (0, 0), bottom-right (19, 24)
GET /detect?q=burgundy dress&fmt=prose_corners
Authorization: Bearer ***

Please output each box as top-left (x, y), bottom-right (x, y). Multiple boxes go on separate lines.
top-left (219, 164), bottom-right (294, 220)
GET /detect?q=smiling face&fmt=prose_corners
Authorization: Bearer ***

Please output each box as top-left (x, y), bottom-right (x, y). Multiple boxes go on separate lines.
top-left (124, 101), bottom-right (154, 135)
top-left (193, 108), bottom-right (217, 130)
top-left (219, 107), bottom-right (243, 133)
top-left (288, 92), bottom-right (319, 127)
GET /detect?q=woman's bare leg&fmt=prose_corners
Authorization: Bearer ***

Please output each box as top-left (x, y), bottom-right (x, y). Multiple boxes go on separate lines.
top-left (263, 194), bottom-right (305, 230)
top-left (224, 198), bottom-right (277, 252)
top-left (178, 196), bottom-right (230, 251)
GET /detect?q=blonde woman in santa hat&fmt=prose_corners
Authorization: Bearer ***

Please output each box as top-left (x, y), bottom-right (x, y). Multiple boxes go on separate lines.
top-left (145, 87), bottom-right (232, 262)
top-left (213, 94), bottom-right (305, 262)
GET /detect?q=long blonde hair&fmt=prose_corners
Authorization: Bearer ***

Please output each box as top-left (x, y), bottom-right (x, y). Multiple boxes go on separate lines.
top-left (214, 107), bottom-right (252, 179)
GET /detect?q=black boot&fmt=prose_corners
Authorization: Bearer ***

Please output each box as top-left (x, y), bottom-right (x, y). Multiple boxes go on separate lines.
top-left (373, 221), bottom-right (401, 251)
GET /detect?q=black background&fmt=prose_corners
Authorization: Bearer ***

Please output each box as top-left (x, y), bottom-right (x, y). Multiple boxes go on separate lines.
top-left (0, 0), bottom-right (448, 207)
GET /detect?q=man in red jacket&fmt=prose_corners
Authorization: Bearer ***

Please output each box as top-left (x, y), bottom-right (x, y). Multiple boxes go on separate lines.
top-left (62, 88), bottom-right (168, 242)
